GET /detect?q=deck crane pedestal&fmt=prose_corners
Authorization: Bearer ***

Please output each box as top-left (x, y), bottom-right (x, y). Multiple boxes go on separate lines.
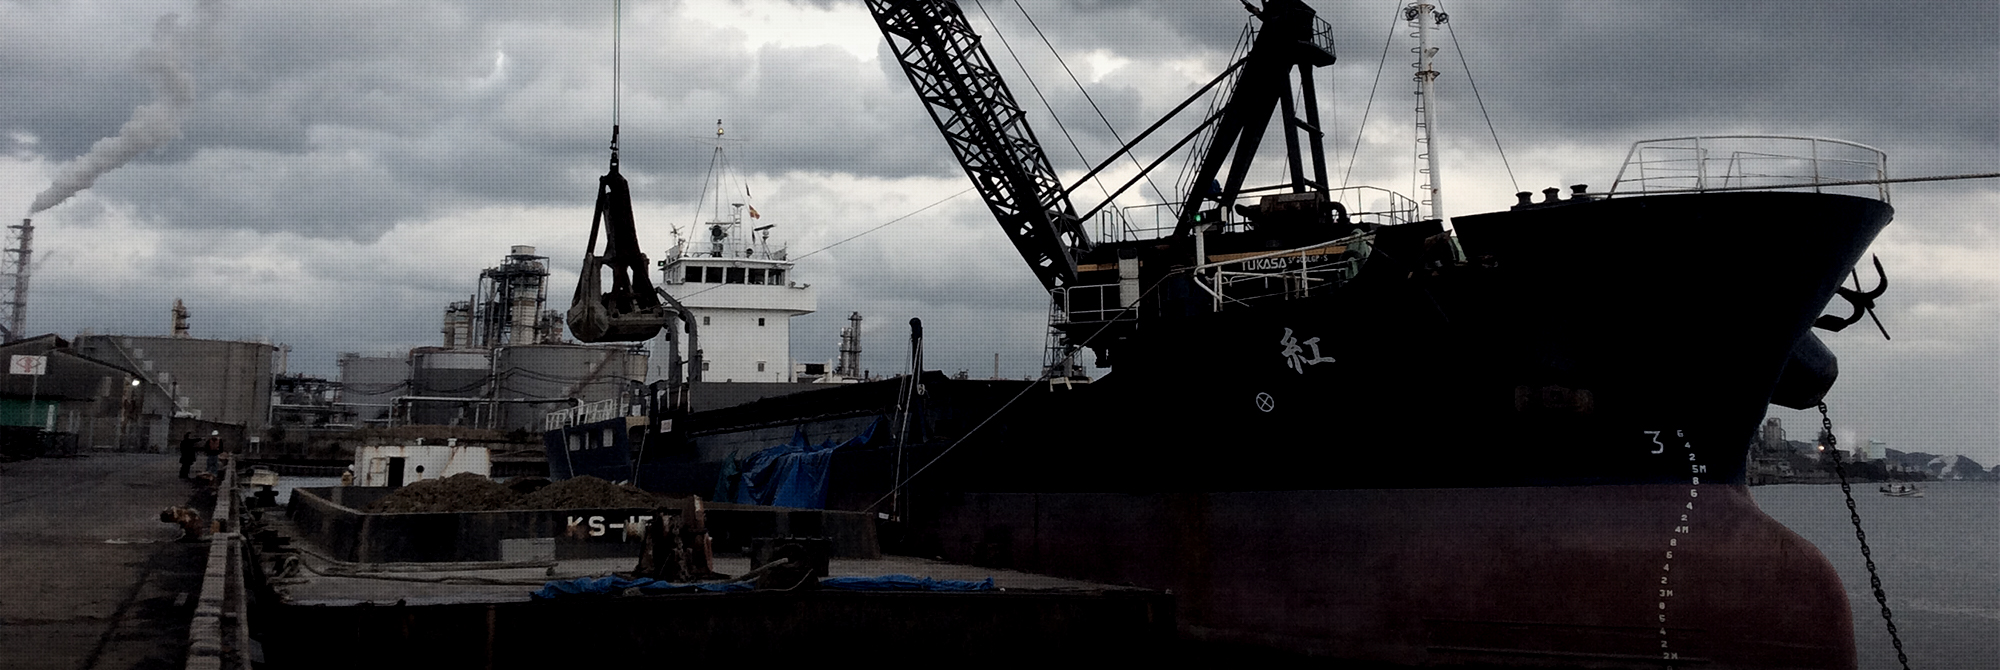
top-left (864, 0), bottom-right (1342, 370)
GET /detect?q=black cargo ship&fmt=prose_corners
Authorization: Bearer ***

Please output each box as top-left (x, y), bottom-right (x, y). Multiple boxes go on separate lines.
top-left (556, 1), bottom-right (1896, 666)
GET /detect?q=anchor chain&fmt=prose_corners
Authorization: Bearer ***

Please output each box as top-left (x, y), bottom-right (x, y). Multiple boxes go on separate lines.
top-left (1819, 402), bottom-right (1911, 670)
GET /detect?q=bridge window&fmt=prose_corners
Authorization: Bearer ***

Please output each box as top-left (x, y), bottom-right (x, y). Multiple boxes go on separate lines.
top-left (749, 268), bottom-right (767, 284)
top-left (726, 267), bottom-right (746, 284)
top-left (769, 270), bottom-right (785, 285)
top-left (704, 266), bottom-right (724, 283)
top-left (684, 266), bottom-right (703, 283)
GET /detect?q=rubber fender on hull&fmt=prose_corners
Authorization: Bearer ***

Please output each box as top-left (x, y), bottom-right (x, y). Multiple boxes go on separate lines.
top-left (1771, 331), bottom-right (1838, 410)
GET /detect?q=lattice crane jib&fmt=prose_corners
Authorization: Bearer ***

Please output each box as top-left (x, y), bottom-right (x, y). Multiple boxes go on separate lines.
top-left (866, 0), bottom-right (1090, 290)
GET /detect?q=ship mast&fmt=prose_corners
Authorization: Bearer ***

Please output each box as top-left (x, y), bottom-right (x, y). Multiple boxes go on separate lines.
top-left (1409, 3), bottom-right (1446, 223)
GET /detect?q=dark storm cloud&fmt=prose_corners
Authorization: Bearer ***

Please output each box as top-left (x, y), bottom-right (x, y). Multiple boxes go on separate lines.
top-left (919, 0), bottom-right (1997, 182)
top-left (1406, 1), bottom-right (1998, 169)
top-left (3, 0), bottom-right (949, 238)
top-left (3, 0), bottom-right (1992, 459)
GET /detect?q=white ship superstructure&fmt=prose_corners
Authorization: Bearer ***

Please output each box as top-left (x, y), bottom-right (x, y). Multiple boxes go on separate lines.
top-left (656, 205), bottom-right (815, 382)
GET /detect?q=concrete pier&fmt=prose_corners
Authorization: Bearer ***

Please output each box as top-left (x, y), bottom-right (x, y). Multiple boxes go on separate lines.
top-left (0, 454), bottom-right (209, 669)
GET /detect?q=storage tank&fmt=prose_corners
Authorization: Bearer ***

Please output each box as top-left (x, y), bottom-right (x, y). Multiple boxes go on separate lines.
top-left (336, 353), bottom-right (410, 425)
top-left (493, 343), bottom-right (647, 432)
top-left (407, 347), bottom-right (491, 426)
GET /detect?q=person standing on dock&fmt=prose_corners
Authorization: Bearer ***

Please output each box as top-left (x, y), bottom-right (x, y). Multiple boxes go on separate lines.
top-left (177, 432), bottom-right (199, 479)
top-left (202, 430), bottom-right (223, 474)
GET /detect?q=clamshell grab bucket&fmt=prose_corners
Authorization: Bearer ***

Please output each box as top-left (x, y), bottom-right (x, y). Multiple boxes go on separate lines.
top-left (567, 163), bottom-right (668, 343)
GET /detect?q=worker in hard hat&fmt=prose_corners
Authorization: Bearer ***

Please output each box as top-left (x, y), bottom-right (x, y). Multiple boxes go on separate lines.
top-left (177, 432), bottom-right (200, 479)
top-left (202, 431), bottom-right (223, 475)
top-left (340, 464), bottom-right (355, 487)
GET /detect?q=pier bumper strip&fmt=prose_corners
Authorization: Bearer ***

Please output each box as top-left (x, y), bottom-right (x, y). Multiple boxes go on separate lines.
top-left (533, 574), bottom-right (995, 599)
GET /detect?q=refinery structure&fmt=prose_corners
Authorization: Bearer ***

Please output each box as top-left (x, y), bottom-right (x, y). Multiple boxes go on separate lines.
top-left (337, 245), bottom-right (649, 433)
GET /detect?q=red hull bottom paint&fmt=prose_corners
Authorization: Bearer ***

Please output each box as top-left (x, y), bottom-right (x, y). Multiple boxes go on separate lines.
top-left (933, 485), bottom-right (1851, 668)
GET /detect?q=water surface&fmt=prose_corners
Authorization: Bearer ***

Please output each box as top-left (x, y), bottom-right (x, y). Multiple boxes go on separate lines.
top-left (1754, 482), bottom-right (1997, 670)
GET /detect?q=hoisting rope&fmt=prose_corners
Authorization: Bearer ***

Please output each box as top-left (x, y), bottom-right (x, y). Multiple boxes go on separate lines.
top-left (1819, 401), bottom-right (1913, 670)
top-left (607, 0), bottom-right (622, 164)
top-left (612, 0), bottom-right (621, 132)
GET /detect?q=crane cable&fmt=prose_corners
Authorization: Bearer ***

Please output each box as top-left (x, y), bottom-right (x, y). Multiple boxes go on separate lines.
top-left (612, 0), bottom-right (621, 132)
top-left (666, 187), bottom-right (977, 305)
top-left (1003, 0), bottom-right (1172, 207)
top-left (968, 0), bottom-right (1112, 204)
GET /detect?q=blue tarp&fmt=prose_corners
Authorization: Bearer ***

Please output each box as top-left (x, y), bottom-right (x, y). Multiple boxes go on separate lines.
top-left (713, 419), bottom-right (878, 508)
top-left (820, 575), bottom-right (995, 592)
top-left (532, 575), bottom-right (755, 599)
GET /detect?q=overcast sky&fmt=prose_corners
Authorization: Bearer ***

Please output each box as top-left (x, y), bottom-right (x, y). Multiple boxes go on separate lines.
top-left (1, 0), bottom-right (1993, 463)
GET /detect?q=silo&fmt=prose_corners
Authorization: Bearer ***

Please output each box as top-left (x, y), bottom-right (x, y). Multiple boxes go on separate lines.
top-left (492, 343), bottom-right (648, 432)
top-left (407, 347), bottom-right (491, 426)
top-left (336, 353), bottom-right (409, 425)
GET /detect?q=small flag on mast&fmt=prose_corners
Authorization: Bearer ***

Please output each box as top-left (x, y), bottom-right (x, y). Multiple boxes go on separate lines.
top-left (748, 205), bottom-right (761, 219)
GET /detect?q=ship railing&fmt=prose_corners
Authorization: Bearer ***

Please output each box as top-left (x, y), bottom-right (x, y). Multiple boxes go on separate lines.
top-left (1092, 187), bottom-right (1421, 244)
top-left (1194, 236), bottom-right (1367, 312)
top-left (1050, 284), bottom-right (1135, 325)
top-left (543, 397), bottom-right (622, 431)
top-left (1608, 135), bottom-right (1890, 202)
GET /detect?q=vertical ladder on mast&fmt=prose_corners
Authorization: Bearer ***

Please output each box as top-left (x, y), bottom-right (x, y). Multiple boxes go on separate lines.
top-left (1407, 3), bottom-right (1447, 223)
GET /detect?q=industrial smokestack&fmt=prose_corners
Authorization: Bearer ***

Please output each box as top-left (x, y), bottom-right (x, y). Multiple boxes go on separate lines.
top-left (171, 298), bottom-right (190, 338)
top-left (3, 219), bottom-right (29, 342)
top-left (25, 2), bottom-right (214, 216)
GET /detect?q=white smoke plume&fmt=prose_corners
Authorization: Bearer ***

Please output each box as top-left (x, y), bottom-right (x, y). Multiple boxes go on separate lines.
top-left (26, 3), bottom-right (216, 215)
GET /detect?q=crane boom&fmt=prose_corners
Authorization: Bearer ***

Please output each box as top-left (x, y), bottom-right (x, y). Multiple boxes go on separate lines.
top-left (864, 0), bottom-right (1090, 290)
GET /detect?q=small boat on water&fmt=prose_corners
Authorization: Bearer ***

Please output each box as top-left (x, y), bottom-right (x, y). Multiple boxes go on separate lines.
top-left (1880, 483), bottom-right (1924, 497)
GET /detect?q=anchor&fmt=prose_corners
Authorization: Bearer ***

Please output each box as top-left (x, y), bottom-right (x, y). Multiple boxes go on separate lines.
top-left (1813, 255), bottom-right (1890, 340)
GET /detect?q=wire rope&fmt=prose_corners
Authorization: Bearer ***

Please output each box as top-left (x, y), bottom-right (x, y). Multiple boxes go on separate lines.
top-left (1435, 1), bottom-right (1519, 193)
top-left (1005, 0), bottom-right (1171, 207)
top-left (1342, 3), bottom-right (1404, 189)
top-left (968, 0), bottom-right (1111, 203)
top-left (668, 187), bottom-right (977, 304)
top-left (864, 270), bottom-right (1174, 513)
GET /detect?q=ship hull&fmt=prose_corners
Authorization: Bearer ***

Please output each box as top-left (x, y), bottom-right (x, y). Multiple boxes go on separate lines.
top-left (632, 191), bottom-right (1891, 666)
top-left (934, 484), bottom-right (1849, 668)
